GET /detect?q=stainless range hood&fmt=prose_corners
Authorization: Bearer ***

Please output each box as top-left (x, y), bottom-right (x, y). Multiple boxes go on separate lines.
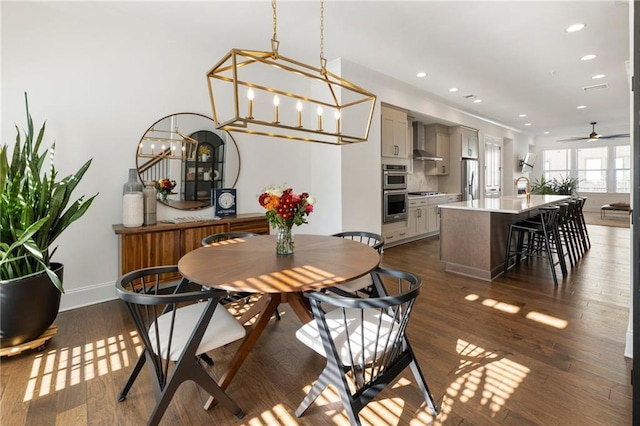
top-left (412, 122), bottom-right (443, 161)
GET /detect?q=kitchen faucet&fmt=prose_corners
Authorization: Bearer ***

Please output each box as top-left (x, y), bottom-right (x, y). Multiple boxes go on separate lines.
top-left (515, 177), bottom-right (531, 203)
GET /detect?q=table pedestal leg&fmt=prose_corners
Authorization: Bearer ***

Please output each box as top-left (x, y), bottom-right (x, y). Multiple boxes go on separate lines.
top-left (283, 292), bottom-right (313, 323)
top-left (237, 293), bottom-right (271, 325)
top-left (204, 293), bottom-right (282, 410)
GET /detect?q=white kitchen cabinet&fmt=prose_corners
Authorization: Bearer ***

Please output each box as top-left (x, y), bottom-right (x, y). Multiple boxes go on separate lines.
top-left (427, 195), bottom-right (447, 233)
top-left (382, 219), bottom-right (409, 246)
top-left (425, 124), bottom-right (450, 175)
top-left (450, 126), bottom-right (479, 159)
top-left (381, 105), bottom-right (409, 158)
top-left (427, 205), bottom-right (439, 232)
top-left (408, 198), bottom-right (428, 237)
top-left (440, 127), bottom-right (479, 194)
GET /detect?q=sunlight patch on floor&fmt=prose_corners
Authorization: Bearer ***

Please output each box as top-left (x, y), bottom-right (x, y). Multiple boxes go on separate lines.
top-left (466, 293), bottom-right (569, 329)
top-left (23, 333), bottom-right (139, 402)
top-left (292, 376), bottom-right (436, 425)
top-left (246, 403), bottom-right (300, 425)
top-left (465, 293), bottom-right (521, 314)
top-left (526, 311), bottom-right (568, 329)
top-left (437, 339), bottom-right (530, 424)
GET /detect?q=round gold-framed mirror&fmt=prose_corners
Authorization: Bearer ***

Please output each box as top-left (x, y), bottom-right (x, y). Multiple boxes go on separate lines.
top-left (136, 113), bottom-right (240, 210)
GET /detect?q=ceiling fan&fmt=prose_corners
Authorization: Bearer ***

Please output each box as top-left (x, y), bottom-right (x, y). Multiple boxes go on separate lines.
top-left (557, 122), bottom-right (630, 142)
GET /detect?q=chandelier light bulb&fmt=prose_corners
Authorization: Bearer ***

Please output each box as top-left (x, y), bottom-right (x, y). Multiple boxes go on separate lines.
top-left (335, 110), bottom-right (341, 134)
top-left (151, 144), bottom-right (155, 155)
top-left (317, 106), bottom-right (323, 131)
top-left (296, 101), bottom-right (303, 127)
top-left (247, 88), bottom-right (254, 119)
top-left (273, 95), bottom-right (280, 123)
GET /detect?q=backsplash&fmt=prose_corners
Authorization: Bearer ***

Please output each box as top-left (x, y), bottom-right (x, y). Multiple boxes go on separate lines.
top-left (408, 162), bottom-right (438, 192)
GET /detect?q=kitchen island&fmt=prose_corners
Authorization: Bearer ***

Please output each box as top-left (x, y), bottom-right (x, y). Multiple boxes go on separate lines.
top-left (439, 195), bottom-right (568, 281)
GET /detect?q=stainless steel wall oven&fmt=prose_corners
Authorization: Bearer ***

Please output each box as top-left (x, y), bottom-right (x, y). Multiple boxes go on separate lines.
top-left (382, 164), bottom-right (408, 190)
top-left (383, 190), bottom-right (408, 223)
top-left (382, 164), bottom-right (408, 223)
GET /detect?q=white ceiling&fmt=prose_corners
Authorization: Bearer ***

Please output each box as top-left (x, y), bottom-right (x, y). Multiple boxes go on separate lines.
top-left (100, 0), bottom-right (631, 142)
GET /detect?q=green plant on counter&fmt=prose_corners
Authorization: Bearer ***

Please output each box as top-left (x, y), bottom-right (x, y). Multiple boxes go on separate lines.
top-left (530, 175), bottom-right (579, 196)
top-left (0, 93), bottom-right (98, 292)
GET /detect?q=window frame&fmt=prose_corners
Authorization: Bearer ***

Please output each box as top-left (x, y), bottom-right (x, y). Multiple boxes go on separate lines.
top-left (539, 142), bottom-right (630, 194)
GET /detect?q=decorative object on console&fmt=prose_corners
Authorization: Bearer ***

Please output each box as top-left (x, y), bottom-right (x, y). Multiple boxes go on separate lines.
top-left (0, 93), bottom-right (97, 347)
top-left (123, 168), bottom-right (144, 228)
top-left (213, 188), bottom-right (237, 217)
top-left (206, 0), bottom-right (376, 145)
top-left (155, 178), bottom-right (176, 202)
top-left (142, 184), bottom-right (157, 226)
top-left (258, 186), bottom-right (315, 255)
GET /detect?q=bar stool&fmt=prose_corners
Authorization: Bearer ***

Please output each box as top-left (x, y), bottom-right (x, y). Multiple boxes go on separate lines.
top-left (554, 202), bottom-right (578, 267)
top-left (521, 202), bottom-right (576, 269)
top-left (574, 197), bottom-right (591, 250)
top-left (566, 199), bottom-right (586, 257)
top-left (504, 206), bottom-right (566, 286)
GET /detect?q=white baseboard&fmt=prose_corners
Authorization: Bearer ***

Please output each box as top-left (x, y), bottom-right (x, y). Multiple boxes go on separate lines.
top-left (59, 280), bottom-right (117, 312)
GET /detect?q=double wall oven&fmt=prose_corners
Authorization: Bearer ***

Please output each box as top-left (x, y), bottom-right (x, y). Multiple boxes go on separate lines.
top-left (382, 164), bottom-right (408, 223)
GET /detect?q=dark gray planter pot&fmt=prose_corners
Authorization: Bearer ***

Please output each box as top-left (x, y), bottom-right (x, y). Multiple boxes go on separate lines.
top-left (0, 262), bottom-right (63, 347)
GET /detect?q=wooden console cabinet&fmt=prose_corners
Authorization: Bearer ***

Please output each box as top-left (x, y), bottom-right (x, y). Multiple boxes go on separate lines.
top-left (113, 213), bottom-right (269, 277)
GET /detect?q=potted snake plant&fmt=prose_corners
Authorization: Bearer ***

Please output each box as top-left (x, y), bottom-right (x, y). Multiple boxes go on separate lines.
top-left (0, 93), bottom-right (97, 347)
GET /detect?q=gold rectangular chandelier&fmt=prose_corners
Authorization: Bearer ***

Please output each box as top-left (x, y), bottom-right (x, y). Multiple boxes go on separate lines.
top-left (206, 0), bottom-right (376, 145)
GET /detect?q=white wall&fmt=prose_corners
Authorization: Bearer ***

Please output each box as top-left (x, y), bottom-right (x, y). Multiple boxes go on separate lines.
top-left (2, 2), bottom-right (535, 310)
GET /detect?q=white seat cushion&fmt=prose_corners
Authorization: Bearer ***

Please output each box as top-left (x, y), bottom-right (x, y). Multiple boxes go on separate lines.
top-left (334, 276), bottom-right (373, 293)
top-left (149, 302), bottom-right (246, 361)
top-left (296, 308), bottom-right (399, 366)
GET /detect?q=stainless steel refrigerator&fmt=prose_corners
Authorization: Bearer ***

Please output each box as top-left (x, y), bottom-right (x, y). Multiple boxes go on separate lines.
top-left (461, 158), bottom-right (479, 201)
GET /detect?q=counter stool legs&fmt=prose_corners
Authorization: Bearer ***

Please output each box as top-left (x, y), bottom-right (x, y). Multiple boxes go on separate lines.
top-left (503, 207), bottom-right (563, 286)
top-left (575, 197), bottom-right (591, 250)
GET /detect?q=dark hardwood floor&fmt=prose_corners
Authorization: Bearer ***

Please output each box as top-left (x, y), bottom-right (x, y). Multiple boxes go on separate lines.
top-left (0, 224), bottom-right (632, 425)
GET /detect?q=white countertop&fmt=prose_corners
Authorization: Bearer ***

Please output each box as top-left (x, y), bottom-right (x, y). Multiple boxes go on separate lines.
top-left (407, 192), bottom-right (461, 200)
top-left (438, 195), bottom-right (569, 214)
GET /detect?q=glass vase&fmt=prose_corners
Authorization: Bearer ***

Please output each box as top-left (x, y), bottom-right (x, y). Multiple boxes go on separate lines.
top-left (276, 227), bottom-right (294, 255)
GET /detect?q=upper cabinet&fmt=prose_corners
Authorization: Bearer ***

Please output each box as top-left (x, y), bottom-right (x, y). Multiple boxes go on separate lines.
top-left (451, 126), bottom-right (479, 159)
top-left (424, 124), bottom-right (450, 175)
top-left (381, 105), bottom-right (409, 158)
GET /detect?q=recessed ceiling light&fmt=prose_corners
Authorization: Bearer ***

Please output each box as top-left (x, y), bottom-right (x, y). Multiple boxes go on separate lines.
top-left (565, 23), bottom-right (585, 33)
top-left (592, 74), bottom-right (606, 79)
top-left (519, 114), bottom-right (527, 118)
top-left (449, 87), bottom-right (459, 92)
top-left (473, 99), bottom-right (482, 103)
top-left (416, 71), bottom-right (427, 78)
top-left (581, 54), bottom-right (597, 61)
top-left (576, 105), bottom-right (587, 109)
top-left (544, 131), bottom-right (550, 134)
top-left (524, 123), bottom-right (532, 126)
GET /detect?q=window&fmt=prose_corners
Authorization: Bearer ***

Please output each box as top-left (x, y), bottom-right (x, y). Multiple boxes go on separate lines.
top-left (615, 145), bottom-right (630, 193)
top-left (540, 144), bottom-right (629, 193)
top-left (542, 149), bottom-right (570, 182)
top-left (577, 147), bottom-right (607, 192)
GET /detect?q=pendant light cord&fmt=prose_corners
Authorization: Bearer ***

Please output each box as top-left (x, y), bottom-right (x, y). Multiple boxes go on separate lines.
top-left (271, 0), bottom-right (279, 58)
top-left (319, 0), bottom-right (327, 75)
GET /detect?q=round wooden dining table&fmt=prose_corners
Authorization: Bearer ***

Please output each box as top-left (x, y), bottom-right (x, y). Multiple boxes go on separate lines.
top-left (177, 233), bottom-right (381, 409)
